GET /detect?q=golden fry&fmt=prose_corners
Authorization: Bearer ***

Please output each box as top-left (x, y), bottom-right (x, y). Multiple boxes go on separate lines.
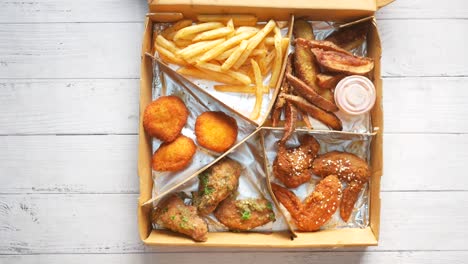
top-left (174, 22), bottom-right (223, 40)
top-left (198, 31), bottom-right (256, 62)
top-left (192, 26), bottom-right (234, 42)
top-left (177, 67), bottom-right (242, 85)
top-left (161, 19), bottom-right (193, 40)
top-left (221, 40), bottom-right (248, 71)
top-left (174, 39), bottom-right (192, 48)
top-left (196, 61), bottom-right (251, 85)
top-left (177, 38), bottom-right (225, 60)
top-left (268, 27), bottom-right (283, 88)
top-left (214, 85), bottom-right (268, 94)
top-left (250, 59), bottom-right (263, 120)
top-left (155, 35), bottom-right (179, 54)
top-left (232, 20), bottom-right (276, 70)
top-left (155, 45), bottom-right (189, 67)
top-left (260, 50), bottom-right (275, 75)
top-left (197, 14), bottom-right (258, 26)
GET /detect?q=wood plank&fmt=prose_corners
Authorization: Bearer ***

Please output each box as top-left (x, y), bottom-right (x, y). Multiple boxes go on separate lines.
top-left (0, 78), bottom-right (467, 135)
top-left (0, 0), bottom-right (147, 23)
top-left (0, 135), bottom-right (138, 194)
top-left (379, 20), bottom-right (468, 77)
top-left (1, 133), bottom-right (467, 194)
top-left (383, 77), bottom-right (468, 133)
top-left (0, 79), bottom-right (139, 134)
top-left (0, 192), bottom-right (467, 253)
top-left (377, 0), bottom-right (468, 19)
top-left (0, 21), bottom-right (467, 79)
top-left (1, 0), bottom-right (466, 23)
top-left (0, 23), bottom-right (144, 79)
top-left (1, 252), bottom-right (468, 264)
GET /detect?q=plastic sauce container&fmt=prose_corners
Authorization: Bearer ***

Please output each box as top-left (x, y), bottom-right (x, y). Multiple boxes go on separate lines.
top-left (334, 75), bottom-right (376, 116)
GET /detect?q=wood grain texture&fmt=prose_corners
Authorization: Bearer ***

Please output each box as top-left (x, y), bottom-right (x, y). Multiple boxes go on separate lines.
top-left (0, 192), bottom-right (467, 254)
top-left (0, 79), bottom-right (139, 134)
top-left (0, 135), bottom-right (138, 194)
top-left (0, 0), bottom-right (147, 23)
top-left (1, 21), bottom-right (467, 79)
top-left (0, 23), bottom-right (143, 79)
top-left (0, 78), bottom-right (466, 135)
top-left (379, 20), bottom-right (468, 77)
top-left (1, 134), bottom-right (467, 194)
top-left (383, 77), bottom-right (468, 133)
top-left (377, 0), bottom-right (468, 19)
top-left (1, 252), bottom-right (468, 264)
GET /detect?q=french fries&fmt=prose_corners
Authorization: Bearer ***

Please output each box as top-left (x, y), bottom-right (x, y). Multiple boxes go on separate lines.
top-left (232, 20), bottom-right (276, 70)
top-left (197, 14), bottom-right (258, 26)
top-left (268, 26), bottom-right (283, 88)
top-left (153, 16), bottom-right (290, 121)
top-left (250, 59), bottom-right (263, 120)
top-left (177, 38), bottom-right (225, 60)
top-left (161, 19), bottom-right (193, 40)
top-left (177, 67), bottom-right (242, 85)
top-left (192, 26), bottom-right (234, 42)
top-left (174, 22), bottom-right (224, 40)
top-left (214, 85), bottom-right (268, 94)
top-left (155, 35), bottom-right (179, 54)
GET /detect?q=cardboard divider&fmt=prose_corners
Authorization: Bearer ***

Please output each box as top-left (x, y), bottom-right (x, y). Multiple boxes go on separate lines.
top-left (138, 6), bottom-right (388, 246)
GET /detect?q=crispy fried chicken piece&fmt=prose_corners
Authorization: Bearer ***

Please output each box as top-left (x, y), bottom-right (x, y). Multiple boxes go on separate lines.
top-left (316, 73), bottom-right (347, 90)
top-left (214, 197), bottom-right (275, 231)
top-left (292, 20), bottom-right (335, 104)
top-left (311, 48), bottom-right (374, 75)
top-left (286, 73), bottom-right (338, 112)
top-left (282, 94), bottom-right (342, 131)
top-left (312, 151), bottom-right (370, 222)
top-left (273, 134), bottom-right (320, 188)
top-left (152, 193), bottom-right (208, 242)
top-left (280, 102), bottom-right (297, 143)
top-left (295, 38), bottom-right (351, 55)
top-left (193, 158), bottom-right (242, 215)
top-left (271, 175), bottom-right (342, 231)
top-left (325, 22), bottom-right (369, 51)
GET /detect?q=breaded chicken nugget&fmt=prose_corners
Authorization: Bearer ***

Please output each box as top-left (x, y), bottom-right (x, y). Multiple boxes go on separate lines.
top-left (152, 135), bottom-right (196, 171)
top-left (195, 111), bottom-right (238, 153)
top-left (143, 96), bottom-right (188, 142)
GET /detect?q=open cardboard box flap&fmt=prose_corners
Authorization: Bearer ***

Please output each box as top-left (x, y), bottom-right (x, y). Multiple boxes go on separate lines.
top-left (148, 0), bottom-right (394, 20)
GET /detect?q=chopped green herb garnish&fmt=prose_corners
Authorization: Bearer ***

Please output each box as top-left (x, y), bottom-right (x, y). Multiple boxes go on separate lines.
top-left (266, 202), bottom-right (273, 210)
top-left (162, 207), bottom-right (169, 213)
top-left (269, 213), bottom-right (276, 221)
top-left (241, 210), bottom-right (251, 220)
top-left (204, 186), bottom-right (214, 195)
top-left (170, 215), bottom-right (175, 220)
top-left (182, 216), bottom-right (189, 223)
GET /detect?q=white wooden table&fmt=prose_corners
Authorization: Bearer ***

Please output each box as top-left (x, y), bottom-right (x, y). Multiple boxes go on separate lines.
top-left (0, 0), bottom-right (467, 263)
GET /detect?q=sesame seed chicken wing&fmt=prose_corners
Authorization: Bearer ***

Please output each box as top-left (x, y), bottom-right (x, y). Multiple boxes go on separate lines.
top-left (312, 151), bottom-right (370, 222)
top-left (273, 134), bottom-right (320, 188)
top-left (271, 175), bottom-right (342, 232)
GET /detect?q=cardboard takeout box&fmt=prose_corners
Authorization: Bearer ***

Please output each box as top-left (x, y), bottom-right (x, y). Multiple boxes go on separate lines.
top-left (138, 0), bottom-right (393, 248)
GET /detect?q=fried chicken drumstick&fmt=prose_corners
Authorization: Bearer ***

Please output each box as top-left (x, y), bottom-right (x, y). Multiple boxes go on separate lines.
top-left (271, 175), bottom-right (342, 231)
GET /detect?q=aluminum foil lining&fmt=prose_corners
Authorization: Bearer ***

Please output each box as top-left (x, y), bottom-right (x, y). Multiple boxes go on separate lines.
top-left (152, 22), bottom-right (290, 125)
top-left (263, 128), bottom-right (373, 230)
top-left (152, 131), bottom-right (288, 232)
top-left (151, 61), bottom-right (257, 198)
